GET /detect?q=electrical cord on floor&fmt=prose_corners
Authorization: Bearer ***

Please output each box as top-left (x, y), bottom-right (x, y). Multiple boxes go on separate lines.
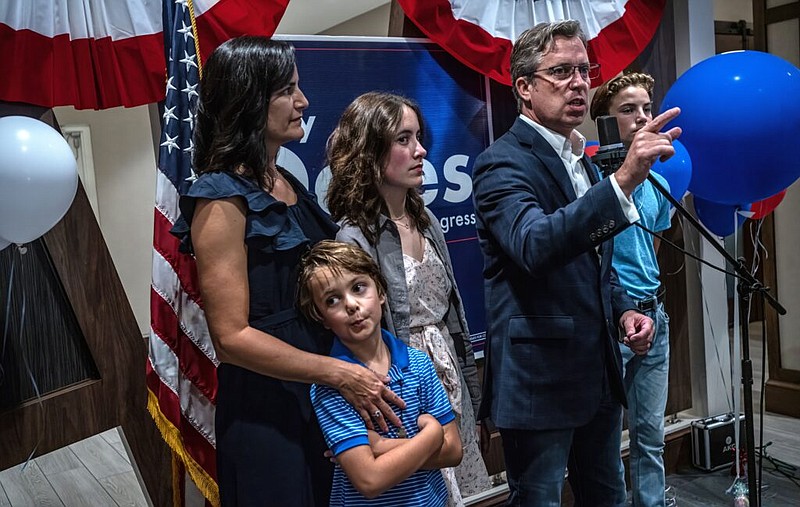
top-left (755, 442), bottom-right (800, 489)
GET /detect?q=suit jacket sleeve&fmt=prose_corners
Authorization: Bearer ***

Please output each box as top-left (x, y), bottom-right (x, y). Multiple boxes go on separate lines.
top-left (610, 265), bottom-right (636, 327)
top-left (473, 147), bottom-right (630, 279)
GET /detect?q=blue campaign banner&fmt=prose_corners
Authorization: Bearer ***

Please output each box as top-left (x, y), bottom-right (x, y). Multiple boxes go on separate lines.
top-left (275, 36), bottom-right (491, 354)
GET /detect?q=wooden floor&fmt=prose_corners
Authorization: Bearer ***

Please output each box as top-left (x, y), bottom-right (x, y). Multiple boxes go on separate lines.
top-left (666, 323), bottom-right (800, 506)
top-left (0, 427), bottom-right (148, 506)
top-left (666, 405), bottom-right (800, 506)
top-left (1, 323), bottom-right (798, 506)
top-left (666, 413), bottom-right (800, 506)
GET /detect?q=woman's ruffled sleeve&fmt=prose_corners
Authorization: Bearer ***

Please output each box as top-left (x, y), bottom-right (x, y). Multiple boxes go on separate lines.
top-left (169, 172), bottom-right (310, 254)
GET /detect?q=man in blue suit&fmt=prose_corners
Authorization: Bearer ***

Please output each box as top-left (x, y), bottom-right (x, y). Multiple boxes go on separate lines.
top-left (472, 20), bottom-right (682, 506)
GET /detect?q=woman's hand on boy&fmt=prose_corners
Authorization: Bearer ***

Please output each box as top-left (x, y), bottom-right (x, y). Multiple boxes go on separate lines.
top-left (323, 449), bottom-right (339, 464)
top-left (337, 363), bottom-right (406, 432)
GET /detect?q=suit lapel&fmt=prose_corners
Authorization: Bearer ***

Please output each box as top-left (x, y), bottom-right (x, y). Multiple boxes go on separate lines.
top-left (511, 120), bottom-right (613, 271)
top-left (582, 156), bottom-right (601, 185)
top-left (510, 119), bottom-right (577, 203)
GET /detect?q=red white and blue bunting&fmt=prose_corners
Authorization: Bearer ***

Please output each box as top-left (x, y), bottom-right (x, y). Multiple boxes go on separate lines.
top-left (397, 0), bottom-right (666, 87)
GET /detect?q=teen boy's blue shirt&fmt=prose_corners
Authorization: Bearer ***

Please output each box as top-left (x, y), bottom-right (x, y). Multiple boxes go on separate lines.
top-left (612, 172), bottom-right (672, 299)
top-left (310, 329), bottom-right (455, 507)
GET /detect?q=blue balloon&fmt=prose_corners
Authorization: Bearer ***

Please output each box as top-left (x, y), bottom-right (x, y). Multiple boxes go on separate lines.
top-left (661, 50), bottom-right (800, 204)
top-left (693, 197), bottom-right (751, 237)
top-left (651, 139), bottom-right (692, 202)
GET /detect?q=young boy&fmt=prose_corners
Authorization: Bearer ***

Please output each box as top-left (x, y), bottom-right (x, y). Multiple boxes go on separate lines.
top-left (297, 240), bottom-right (463, 506)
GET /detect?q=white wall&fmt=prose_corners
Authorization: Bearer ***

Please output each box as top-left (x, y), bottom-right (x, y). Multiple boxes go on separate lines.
top-left (775, 181), bottom-right (800, 370)
top-left (714, 0), bottom-right (753, 22)
top-left (318, 4), bottom-right (391, 36)
top-left (53, 105), bottom-right (156, 334)
top-left (767, 15), bottom-right (800, 370)
top-left (276, 0), bottom-right (389, 35)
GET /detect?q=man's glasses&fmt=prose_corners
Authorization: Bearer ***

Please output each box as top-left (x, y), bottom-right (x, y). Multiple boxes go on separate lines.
top-left (532, 63), bottom-right (601, 82)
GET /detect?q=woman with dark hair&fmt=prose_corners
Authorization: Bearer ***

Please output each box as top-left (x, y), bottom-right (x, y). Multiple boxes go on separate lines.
top-left (326, 92), bottom-right (491, 504)
top-left (171, 38), bottom-right (403, 506)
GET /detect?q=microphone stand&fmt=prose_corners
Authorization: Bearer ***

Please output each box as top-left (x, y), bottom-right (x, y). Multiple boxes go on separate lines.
top-left (645, 174), bottom-right (786, 507)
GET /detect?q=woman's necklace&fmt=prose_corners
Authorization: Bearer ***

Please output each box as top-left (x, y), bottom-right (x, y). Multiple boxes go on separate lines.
top-left (390, 213), bottom-right (410, 229)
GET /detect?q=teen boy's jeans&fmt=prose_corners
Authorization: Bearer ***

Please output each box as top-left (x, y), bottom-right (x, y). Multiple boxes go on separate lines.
top-left (619, 302), bottom-right (670, 507)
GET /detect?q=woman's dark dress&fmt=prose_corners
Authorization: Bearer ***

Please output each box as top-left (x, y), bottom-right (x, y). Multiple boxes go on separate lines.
top-left (172, 169), bottom-right (338, 507)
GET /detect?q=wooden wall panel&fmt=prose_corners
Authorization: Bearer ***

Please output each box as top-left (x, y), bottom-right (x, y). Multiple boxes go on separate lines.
top-left (0, 239), bottom-right (98, 409)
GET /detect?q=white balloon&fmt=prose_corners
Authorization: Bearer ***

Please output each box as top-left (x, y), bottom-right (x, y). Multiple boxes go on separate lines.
top-left (0, 237), bottom-right (10, 252)
top-left (0, 116), bottom-right (78, 243)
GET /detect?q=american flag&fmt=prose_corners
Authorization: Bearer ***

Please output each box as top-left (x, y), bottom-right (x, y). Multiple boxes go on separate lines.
top-left (147, 0), bottom-right (220, 503)
top-left (146, 1), bottom-right (288, 504)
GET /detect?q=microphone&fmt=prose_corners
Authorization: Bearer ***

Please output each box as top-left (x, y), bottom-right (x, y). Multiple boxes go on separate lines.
top-left (592, 115), bottom-right (627, 177)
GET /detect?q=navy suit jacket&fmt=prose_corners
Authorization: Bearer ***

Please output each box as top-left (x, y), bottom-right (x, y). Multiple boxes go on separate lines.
top-left (472, 117), bottom-right (637, 430)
